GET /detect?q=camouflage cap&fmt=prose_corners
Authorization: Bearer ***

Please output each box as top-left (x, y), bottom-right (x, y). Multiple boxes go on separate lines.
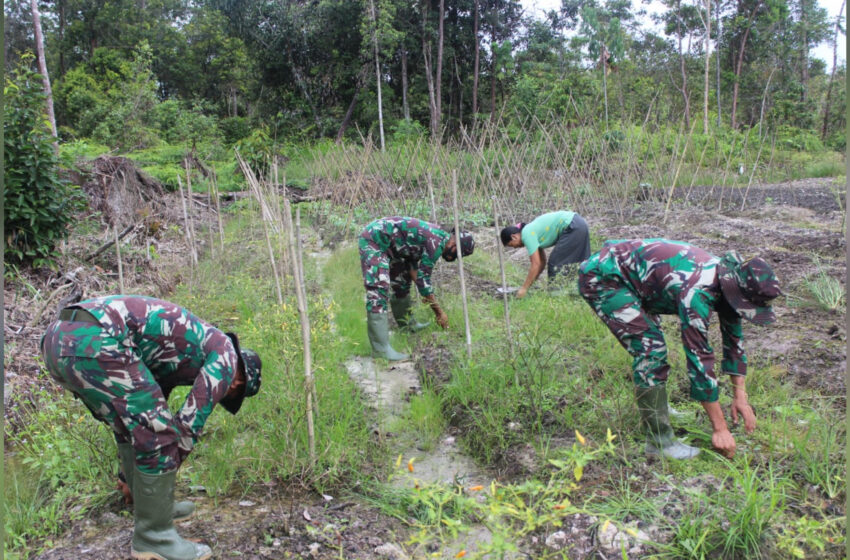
top-left (443, 230), bottom-right (475, 261)
top-left (718, 252), bottom-right (782, 325)
top-left (220, 332), bottom-right (262, 415)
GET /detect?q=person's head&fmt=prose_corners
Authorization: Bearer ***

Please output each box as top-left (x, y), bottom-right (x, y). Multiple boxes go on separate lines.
top-left (500, 223), bottom-right (526, 248)
top-left (442, 229), bottom-right (475, 261)
top-left (220, 332), bottom-right (262, 414)
top-left (718, 252), bottom-right (782, 325)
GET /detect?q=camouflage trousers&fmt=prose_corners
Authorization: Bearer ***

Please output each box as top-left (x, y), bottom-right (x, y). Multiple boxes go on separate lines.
top-left (359, 238), bottom-right (414, 313)
top-left (578, 266), bottom-right (671, 389)
top-left (41, 320), bottom-right (188, 474)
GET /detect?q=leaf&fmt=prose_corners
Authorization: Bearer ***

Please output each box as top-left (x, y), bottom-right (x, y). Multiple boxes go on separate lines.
top-left (574, 465), bottom-right (583, 482)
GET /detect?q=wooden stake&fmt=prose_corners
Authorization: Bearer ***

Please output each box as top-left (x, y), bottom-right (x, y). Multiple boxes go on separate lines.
top-left (212, 171), bottom-right (224, 252)
top-left (451, 170), bottom-right (472, 359)
top-left (285, 199), bottom-right (316, 463)
top-left (114, 225), bottom-right (125, 293)
top-left (184, 162), bottom-right (200, 262)
top-left (207, 179), bottom-right (215, 259)
top-left (177, 176), bottom-right (198, 268)
top-left (492, 197), bottom-right (514, 364)
top-left (427, 172), bottom-right (437, 223)
top-left (296, 207), bottom-right (319, 419)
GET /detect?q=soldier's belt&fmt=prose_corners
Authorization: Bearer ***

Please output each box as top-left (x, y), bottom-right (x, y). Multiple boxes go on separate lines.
top-left (58, 308), bottom-right (100, 324)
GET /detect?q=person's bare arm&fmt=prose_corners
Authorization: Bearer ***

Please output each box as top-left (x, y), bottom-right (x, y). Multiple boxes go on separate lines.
top-left (729, 374), bottom-right (756, 433)
top-left (517, 249), bottom-right (546, 298)
top-left (701, 400), bottom-right (736, 458)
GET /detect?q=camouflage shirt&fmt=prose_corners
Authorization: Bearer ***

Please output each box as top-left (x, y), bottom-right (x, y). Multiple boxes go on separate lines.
top-left (361, 217), bottom-right (450, 297)
top-left (70, 295), bottom-right (239, 451)
top-left (586, 238), bottom-right (747, 380)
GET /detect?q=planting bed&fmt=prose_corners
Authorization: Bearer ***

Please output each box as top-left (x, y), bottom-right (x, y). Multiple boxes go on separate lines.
top-left (6, 177), bottom-right (846, 559)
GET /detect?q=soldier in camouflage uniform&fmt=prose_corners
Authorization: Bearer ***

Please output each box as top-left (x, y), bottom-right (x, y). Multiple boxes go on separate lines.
top-left (578, 239), bottom-right (780, 460)
top-left (41, 295), bottom-right (262, 560)
top-left (359, 217), bottom-right (475, 360)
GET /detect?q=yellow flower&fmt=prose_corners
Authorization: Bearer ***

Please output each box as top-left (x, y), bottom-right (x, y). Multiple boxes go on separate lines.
top-left (407, 458), bottom-right (415, 472)
top-left (575, 430), bottom-right (586, 446)
top-left (455, 551), bottom-right (467, 558)
top-left (606, 428), bottom-right (616, 443)
top-left (468, 485), bottom-right (483, 492)
top-left (601, 519), bottom-right (611, 533)
top-left (395, 454), bottom-right (403, 468)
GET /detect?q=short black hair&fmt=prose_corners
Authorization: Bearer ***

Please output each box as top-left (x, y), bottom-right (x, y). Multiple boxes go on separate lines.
top-left (500, 223), bottom-right (525, 246)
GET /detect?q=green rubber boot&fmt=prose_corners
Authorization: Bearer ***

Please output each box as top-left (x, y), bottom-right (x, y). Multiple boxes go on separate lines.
top-left (635, 385), bottom-right (700, 460)
top-left (131, 467), bottom-right (212, 560)
top-left (390, 295), bottom-right (430, 332)
top-left (367, 312), bottom-right (409, 361)
top-left (118, 444), bottom-right (195, 521)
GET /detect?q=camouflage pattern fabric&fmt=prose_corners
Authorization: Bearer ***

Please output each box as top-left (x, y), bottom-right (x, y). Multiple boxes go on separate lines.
top-left (40, 296), bottom-right (240, 473)
top-left (578, 239), bottom-right (746, 403)
top-left (359, 217), bottom-right (450, 313)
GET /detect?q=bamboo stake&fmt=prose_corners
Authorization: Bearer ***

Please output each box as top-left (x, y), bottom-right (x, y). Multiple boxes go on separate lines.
top-left (492, 197), bottom-right (515, 366)
top-left (295, 207), bottom-right (319, 418)
top-left (451, 170), bottom-right (472, 359)
top-left (184, 162), bottom-right (200, 262)
top-left (427, 172), bottom-right (438, 223)
top-left (206, 179), bottom-right (215, 259)
top-left (114, 225), bottom-right (125, 293)
top-left (176, 176), bottom-right (198, 268)
top-left (212, 171), bottom-right (224, 252)
top-left (285, 199), bottom-right (316, 462)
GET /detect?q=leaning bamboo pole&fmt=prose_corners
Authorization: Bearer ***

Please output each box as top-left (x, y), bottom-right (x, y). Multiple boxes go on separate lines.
top-left (176, 176), bottom-right (198, 268)
top-left (114, 225), bottom-right (125, 293)
top-left (451, 170), bottom-right (472, 359)
top-left (285, 199), bottom-right (316, 462)
top-left (183, 162), bottom-right (200, 262)
top-left (492, 197), bottom-right (514, 365)
top-left (295, 207), bottom-right (319, 419)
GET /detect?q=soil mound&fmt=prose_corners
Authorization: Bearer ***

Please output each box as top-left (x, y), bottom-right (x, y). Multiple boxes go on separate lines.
top-left (81, 155), bottom-right (167, 228)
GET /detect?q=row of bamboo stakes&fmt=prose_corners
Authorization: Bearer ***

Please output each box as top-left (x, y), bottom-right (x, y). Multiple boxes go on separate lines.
top-left (108, 153), bottom-right (517, 464)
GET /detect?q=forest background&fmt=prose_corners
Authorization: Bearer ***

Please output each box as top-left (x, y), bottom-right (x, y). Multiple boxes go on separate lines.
top-left (4, 0), bottom-right (847, 169)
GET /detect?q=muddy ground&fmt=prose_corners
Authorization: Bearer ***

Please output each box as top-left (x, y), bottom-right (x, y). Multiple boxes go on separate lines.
top-left (6, 177), bottom-right (846, 559)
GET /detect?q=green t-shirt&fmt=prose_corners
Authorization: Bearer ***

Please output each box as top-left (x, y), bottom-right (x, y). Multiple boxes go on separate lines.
top-left (521, 211), bottom-right (576, 255)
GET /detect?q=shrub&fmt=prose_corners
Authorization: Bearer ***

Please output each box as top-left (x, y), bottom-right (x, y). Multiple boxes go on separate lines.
top-left (4, 57), bottom-right (80, 267)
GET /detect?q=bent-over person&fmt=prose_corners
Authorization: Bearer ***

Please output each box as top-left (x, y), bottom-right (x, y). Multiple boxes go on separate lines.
top-left (41, 295), bottom-right (262, 560)
top-left (500, 210), bottom-right (591, 297)
top-left (578, 239), bottom-right (780, 460)
top-left (359, 217), bottom-right (474, 361)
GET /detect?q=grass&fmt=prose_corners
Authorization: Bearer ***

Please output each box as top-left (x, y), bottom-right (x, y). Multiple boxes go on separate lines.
top-left (804, 256), bottom-right (845, 310)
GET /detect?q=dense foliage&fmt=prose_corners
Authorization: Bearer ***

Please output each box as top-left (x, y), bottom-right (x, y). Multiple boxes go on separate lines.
top-left (4, 58), bottom-right (78, 267)
top-left (3, 0), bottom-right (845, 150)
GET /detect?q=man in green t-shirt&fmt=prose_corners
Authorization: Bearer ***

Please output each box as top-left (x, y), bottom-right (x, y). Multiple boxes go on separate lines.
top-left (500, 210), bottom-right (590, 298)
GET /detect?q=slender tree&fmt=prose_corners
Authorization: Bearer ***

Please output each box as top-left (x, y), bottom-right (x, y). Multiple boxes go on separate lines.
top-left (821, 0), bottom-right (845, 140)
top-left (30, 0), bottom-right (58, 139)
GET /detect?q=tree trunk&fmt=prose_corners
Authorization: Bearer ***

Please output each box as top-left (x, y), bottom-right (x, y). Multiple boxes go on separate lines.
top-left (676, 1), bottom-right (691, 129)
top-left (730, 3), bottom-right (760, 130)
top-left (31, 0), bottom-right (58, 140)
top-left (472, 0), bottom-right (480, 115)
top-left (435, 0), bottom-right (445, 135)
top-left (716, 0), bottom-right (722, 126)
top-left (703, 0), bottom-right (711, 131)
top-left (821, 0), bottom-right (845, 140)
top-left (490, 24), bottom-right (497, 122)
top-left (601, 44), bottom-right (609, 130)
top-left (422, 1), bottom-right (439, 134)
top-left (58, 0), bottom-right (66, 76)
top-left (370, 0), bottom-right (385, 151)
top-left (336, 83), bottom-right (361, 143)
top-left (800, 0), bottom-right (808, 103)
top-left (401, 48), bottom-right (410, 121)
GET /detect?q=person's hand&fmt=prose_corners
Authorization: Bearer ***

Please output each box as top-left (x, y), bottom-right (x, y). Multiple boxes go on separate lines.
top-left (516, 287), bottom-right (527, 299)
top-left (435, 310), bottom-right (449, 329)
top-left (731, 395), bottom-right (756, 434)
top-left (117, 476), bottom-right (133, 505)
top-left (711, 428), bottom-right (736, 458)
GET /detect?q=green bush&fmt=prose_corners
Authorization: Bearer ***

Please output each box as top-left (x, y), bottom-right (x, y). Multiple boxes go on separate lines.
top-left (4, 58), bottom-right (80, 267)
